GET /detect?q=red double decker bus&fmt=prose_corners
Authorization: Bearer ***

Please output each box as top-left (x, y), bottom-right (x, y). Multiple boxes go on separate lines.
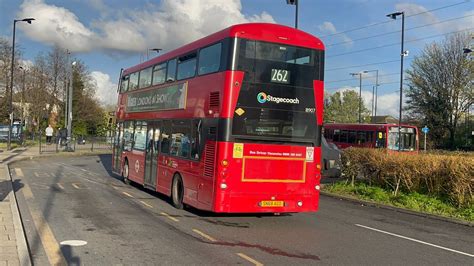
top-left (112, 23), bottom-right (325, 213)
top-left (324, 123), bottom-right (419, 152)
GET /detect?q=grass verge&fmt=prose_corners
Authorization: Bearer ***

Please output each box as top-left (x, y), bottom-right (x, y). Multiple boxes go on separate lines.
top-left (323, 181), bottom-right (473, 222)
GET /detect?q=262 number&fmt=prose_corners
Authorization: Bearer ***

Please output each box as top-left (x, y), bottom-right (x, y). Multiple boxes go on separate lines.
top-left (271, 69), bottom-right (289, 84)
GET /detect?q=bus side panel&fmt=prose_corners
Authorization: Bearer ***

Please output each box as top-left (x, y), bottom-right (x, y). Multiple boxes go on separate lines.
top-left (126, 150), bottom-right (145, 185)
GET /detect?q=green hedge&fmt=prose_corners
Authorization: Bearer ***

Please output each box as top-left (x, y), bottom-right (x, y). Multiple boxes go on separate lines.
top-left (340, 148), bottom-right (473, 207)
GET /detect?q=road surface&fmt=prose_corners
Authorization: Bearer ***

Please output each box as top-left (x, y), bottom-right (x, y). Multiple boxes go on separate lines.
top-left (10, 155), bottom-right (474, 265)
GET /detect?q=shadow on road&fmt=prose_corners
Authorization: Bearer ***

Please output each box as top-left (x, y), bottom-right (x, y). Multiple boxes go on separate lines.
top-left (96, 154), bottom-right (291, 219)
top-left (1, 179), bottom-right (24, 201)
top-left (60, 245), bottom-right (81, 266)
top-left (97, 154), bottom-right (121, 181)
top-left (15, 164), bottom-right (68, 264)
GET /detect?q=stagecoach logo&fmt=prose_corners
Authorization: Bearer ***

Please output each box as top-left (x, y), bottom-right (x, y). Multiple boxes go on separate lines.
top-left (135, 160), bottom-right (140, 173)
top-left (257, 92), bottom-right (299, 104)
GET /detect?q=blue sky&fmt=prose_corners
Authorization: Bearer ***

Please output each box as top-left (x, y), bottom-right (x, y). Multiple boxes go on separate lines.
top-left (1, 0), bottom-right (472, 115)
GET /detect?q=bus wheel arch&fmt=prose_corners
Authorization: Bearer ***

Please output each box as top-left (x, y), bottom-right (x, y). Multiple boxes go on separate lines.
top-left (122, 158), bottom-right (130, 185)
top-left (171, 173), bottom-right (184, 209)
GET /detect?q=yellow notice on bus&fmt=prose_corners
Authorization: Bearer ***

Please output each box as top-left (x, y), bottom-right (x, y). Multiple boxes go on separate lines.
top-left (233, 143), bottom-right (243, 158)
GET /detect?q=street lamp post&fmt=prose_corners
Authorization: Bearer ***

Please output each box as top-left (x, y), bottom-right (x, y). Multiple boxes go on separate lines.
top-left (350, 71), bottom-right (368, 123)
top-left (463, 47), bottom-right (472, 147)
top-left (19, 66), bottom-right (26, 128)
top-left (8, 17), bottom-right (35, 150)
top-left (387, 11), bottom-right (405, 151)
top-left (66, 61), bottom-right (76, 152)
top-left (286, 0), bottom-right (299, 29)
top-left (64, 50), bottom-right (70, 128)
top-left (361, 70), bottom-right (379, 121)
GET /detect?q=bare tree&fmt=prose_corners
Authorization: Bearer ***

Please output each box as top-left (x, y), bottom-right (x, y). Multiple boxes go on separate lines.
top-left (0, 37), bottom-right (24, 123)
top-left (405, 33), bottom-right (474, 148)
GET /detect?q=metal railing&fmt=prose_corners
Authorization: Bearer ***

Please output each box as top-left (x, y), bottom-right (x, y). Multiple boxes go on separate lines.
top-left (38, 133), bottom-right (113, 154)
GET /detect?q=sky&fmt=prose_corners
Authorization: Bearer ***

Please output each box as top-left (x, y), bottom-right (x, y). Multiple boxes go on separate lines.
top-left (0, 0), bottom-right (472, 116)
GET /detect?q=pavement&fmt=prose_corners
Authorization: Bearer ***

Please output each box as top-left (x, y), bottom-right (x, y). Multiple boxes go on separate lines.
top-left (7, 154), bottom-right (474, 265)
top-left (0, 147), bottom-right (36, 266)
top-left (0, 145), bottom-right (109, 265)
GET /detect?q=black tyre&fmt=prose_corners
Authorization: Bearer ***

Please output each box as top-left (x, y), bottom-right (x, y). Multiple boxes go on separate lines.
top-left (122, 160), bottom-right (130, 185)
top-left (171, 174), bottom-right (184, 209)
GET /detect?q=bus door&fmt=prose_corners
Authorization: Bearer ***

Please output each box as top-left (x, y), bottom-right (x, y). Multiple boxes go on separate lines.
top-left (144, 122), bottom-right (161, 188)
top-left (112, 122), bottom-right (123, 173)
top-left (375, 131), bottom-right (386, 148)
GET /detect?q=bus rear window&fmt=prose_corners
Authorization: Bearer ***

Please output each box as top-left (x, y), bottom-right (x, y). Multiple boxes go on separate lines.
top-left (241, 40), bottom-right (315, 66)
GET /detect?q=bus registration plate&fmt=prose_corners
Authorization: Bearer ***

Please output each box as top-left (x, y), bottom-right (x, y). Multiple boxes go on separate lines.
top-left (260, 200), bottom-right (284, 207)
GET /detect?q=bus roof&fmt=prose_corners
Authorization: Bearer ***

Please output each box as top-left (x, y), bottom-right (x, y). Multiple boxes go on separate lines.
top-left (123, 23), bottom-right (324, 76)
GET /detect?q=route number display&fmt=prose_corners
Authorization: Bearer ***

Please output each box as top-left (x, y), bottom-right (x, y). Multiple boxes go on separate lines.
top-left (271, 69), bottom-right (290, 84)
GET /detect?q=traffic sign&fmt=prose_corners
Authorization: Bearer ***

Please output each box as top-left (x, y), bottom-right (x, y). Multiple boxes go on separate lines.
top-left (422, 126), bottom-right (429, 134)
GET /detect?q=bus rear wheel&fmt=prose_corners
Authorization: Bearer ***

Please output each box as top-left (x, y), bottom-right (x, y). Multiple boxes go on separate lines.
top-left (171, 174), bottom-right (184, 209)
top-left (122, 160), bottom-right (130, 185)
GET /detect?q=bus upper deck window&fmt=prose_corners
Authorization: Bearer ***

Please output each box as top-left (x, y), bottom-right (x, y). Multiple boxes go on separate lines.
top-left (167, 59), bottom-right (177, 82)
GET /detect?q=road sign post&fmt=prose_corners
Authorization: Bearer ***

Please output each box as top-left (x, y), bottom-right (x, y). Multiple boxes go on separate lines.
top-left (421, 126), bottom-right (429, 151)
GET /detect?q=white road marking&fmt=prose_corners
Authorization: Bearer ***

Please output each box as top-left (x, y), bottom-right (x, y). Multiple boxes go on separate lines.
top-left (122, 191), bottom-right (134, 198)
top-left (192, 229), bottom-right (216, 242)
top-left (60, 240), bottom-right (87, 247)
top-left (139, 200), bottom-right (153, 208)
top-left (14, 168), bottom-right (24, 177)
top-left (355, 224), bottom-right (474, 257)
top-left (237, 253), bottom-right (264, 266)
top-left (160, 212), bottom-right (179, 222)
top-left (71, 183), bottom-right (81, 189)
top-left (56, 183), bottom-right (64, 190)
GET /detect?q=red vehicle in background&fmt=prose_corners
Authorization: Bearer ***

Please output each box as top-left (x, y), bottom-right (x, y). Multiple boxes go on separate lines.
top-left (324, 123), bottom-right (419, 152)
top-left (112, 23), bottom-right (325, 213)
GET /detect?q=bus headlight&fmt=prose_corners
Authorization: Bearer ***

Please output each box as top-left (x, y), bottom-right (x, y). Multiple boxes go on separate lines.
top-left (297, 201), bottom-right (303, 207)
top-left (220, 183), bottom-right (228, 189)
top-left (315, 185), bottom-right (320, 190)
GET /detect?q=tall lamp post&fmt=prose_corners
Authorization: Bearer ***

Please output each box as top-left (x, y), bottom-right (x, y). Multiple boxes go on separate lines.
top-left (8, 17), bottom-right (35, 150)
top-left (387, 11), bottom-right (406, 151)
top-left (286, 0), bottom-right (299, 29)
top-left (66, 61), bottom-right (76, 152)
top-left (362, 70), bottom-right (379, 120)
top-left (463, 47), bottom-right (472, 147)
top-left (350, 71), bottom-right (368, 123)
top-left (18, 66), bottom-right (26, 129)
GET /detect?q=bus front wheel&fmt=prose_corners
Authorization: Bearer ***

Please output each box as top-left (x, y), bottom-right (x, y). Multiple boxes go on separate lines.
top-left (171, 174), bottom-right (184, 209)
top-left (122, 160), bottom-right (130, 185)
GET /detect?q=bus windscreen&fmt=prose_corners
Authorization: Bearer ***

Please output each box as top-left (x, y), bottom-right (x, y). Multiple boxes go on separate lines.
top-left (231, 39), bottom-right (322, 142)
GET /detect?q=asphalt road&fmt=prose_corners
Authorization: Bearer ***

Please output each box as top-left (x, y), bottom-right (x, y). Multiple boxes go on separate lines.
top-left (10, 155), bottom-right (474, 265)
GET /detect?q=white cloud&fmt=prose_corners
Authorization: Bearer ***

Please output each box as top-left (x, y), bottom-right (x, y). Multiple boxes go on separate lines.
top-left (90, 71), bottom-right (118, 106)
top-left (19, 59), bottom-right (34, 69)
top-left (18, 0), bottom-right (275, 54)
top-left (395, 3), bottom-right (437, 24)
top-left (318, 22), bottom-right (337, 33)
top-left (335, 86), bottom-right (400, 118)
top-left (395, 3), bottom-right (473, 33)
top-left (18, 0), bottom-right (95, 52)
top-left (318, 21), bottom-right (353, 47)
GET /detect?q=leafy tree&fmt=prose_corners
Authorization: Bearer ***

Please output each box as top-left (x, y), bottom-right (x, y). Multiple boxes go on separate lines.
top-left (71, 61), bottom-right (107, 136)
top-left (324, 90), bottom-right (370, 123)
top-left (405, 33), bottom-right (473, 149)
top-left (0, 37), bottom-right (23, 123)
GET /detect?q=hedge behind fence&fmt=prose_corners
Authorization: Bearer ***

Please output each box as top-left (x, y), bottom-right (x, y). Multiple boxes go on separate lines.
top-left (340, 148), bottom-right (474, 207)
